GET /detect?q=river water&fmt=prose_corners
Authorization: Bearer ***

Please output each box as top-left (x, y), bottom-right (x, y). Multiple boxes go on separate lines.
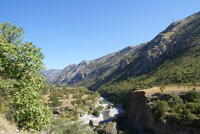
top-left (79, 97), bottom-right (125, 126)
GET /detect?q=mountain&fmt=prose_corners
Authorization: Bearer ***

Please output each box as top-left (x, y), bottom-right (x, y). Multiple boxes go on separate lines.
top-left (42, 69), bottom-right (61, 82)
top-left (44, 46), bottom-right (139, 87)
top-left (98, 11), bottom-right (200, 105)
top-left (45, 11), bottom-right (200, 92)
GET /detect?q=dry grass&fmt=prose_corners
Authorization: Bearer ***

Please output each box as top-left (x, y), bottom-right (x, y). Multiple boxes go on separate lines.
top-left (0, 116), bottom-right (17, 134)
top-left (137, 85), bottom-right (200, 97)
top-left (0, 116), bottom-right (34, 134)
top-left (59, 96), bottom-right (76, 108)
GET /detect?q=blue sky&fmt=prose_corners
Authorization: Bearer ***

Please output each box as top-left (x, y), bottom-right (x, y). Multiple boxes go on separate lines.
top-left (0, 0), bottom-right (200, 69)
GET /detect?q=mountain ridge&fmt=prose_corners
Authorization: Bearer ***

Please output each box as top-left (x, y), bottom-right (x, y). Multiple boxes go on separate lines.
top-left (92, 11), bottom-right (200, 89)
top-left (44, 45), bottom-right (138, 86)
top-left (44, 11), bottom-right (200, 92)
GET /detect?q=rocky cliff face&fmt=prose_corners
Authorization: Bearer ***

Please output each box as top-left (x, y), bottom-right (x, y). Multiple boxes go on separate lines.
top-left (127, 91), bottom-right (150, 125)
top-left (44, 46), bottom-right (137, 86)
top-left (127, 91), bottom-right (154, 134)
top-left (42, 69), bottom-right (61, 82)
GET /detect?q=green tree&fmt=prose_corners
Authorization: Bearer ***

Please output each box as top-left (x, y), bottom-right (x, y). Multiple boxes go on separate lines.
top-left (168, 94), bottom-right (183, 107)
top-left (0, 22), bottom-right (52, 131)
top-left (184, 90), bottom-right (200, 103)
top-left (152, 100), bottom-right (170, 122)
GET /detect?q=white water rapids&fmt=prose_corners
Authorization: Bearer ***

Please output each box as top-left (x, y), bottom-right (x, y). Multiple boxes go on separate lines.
top-left (79, 97), bottom-right (125, 126)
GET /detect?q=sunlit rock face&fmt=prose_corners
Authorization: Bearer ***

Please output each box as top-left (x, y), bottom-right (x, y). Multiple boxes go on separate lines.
top-left (43, 46), bottom-right (137, 87)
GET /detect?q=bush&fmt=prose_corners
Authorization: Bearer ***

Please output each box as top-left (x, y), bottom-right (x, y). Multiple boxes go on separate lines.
top-left (152, 100), bottom-right (170, 122)
top-left (184, 90), bottom-right (200, 102)
top-left (49, 94), bottom-right (62, 107)
top-left (181, 109), bottom-right (196, 126)
top-left (168, 94), bottom-right (183, 107)
top-left (92, 107), bottom-right (101, 117)
top-left (49, 119), bottom-right (97, 134)
top-left (153, 92), bottom-right (200, 128)
top-left (0, 101), bottom-right (7, 114)
top-left (186, 103), bottom-right (200, 114)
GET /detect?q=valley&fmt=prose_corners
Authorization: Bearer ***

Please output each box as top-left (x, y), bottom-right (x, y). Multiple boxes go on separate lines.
top-left (1, 8), bottom-right (200, 134)
top-left (43, 11), bottom-right (200, 134)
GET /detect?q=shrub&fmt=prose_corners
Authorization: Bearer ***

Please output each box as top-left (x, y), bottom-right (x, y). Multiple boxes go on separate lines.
top-left (49, 120), bottom-right (97, 134)
top-left (152, 100), bottom-right (170, 122)
top-left (153, 92), bottom-right (200, 128)
top-left (168, 94), bottom-right (183, 107)
top-left (0, 101), bottom-right (7, 114)
top-left (181, 109), bottom-right (196, 126)
top-left (49, 94), bottom-right (62, 107)
top-left (186, 103), bottom-right (200, 114)
top-left (92, 106), bottom-right (103, 117)
top-left (184, 90), bottom-right (200, 102)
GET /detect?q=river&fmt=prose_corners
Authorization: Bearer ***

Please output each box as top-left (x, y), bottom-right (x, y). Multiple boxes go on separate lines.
top-left (79, 97), bottom-right (125, 126)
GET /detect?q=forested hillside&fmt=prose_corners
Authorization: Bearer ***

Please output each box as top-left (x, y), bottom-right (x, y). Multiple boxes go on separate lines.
top-left (99, 43), bottom-right (200, 106)
top-left (2, 10), bottom-right (200, 134)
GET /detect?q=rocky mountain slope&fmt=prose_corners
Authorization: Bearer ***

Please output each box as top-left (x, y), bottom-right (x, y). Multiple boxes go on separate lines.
top-left (45, 11), bottom-right (200, 91)
top-left (96, 11), bottom-right (200, 87)
top-left (44, 46), bottom-right (138, 87)
top-left (42, 69), bottom-right (61, 82)
top-left (98, 11), bottom-right (200, 106)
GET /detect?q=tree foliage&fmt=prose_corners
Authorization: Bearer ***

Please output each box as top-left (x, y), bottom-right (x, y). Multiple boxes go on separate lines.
top-left (152, 91), bottom-right (200, 128)
top-left (152, 100), bottom-right (170, 122)
top-left (0, 22), bottom-right (52, 131)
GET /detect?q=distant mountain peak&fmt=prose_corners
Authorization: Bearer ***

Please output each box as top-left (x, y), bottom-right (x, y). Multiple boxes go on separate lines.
top-left (79, 60), bottom-right (90, 65)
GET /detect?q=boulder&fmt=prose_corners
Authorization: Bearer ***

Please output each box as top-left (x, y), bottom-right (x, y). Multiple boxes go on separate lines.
top-left (97, 122), bottom-right (117, 134)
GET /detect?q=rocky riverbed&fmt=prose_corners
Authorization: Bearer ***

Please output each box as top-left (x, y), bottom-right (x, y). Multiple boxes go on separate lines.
top-left (79, 97), bottom-right (125, 126)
